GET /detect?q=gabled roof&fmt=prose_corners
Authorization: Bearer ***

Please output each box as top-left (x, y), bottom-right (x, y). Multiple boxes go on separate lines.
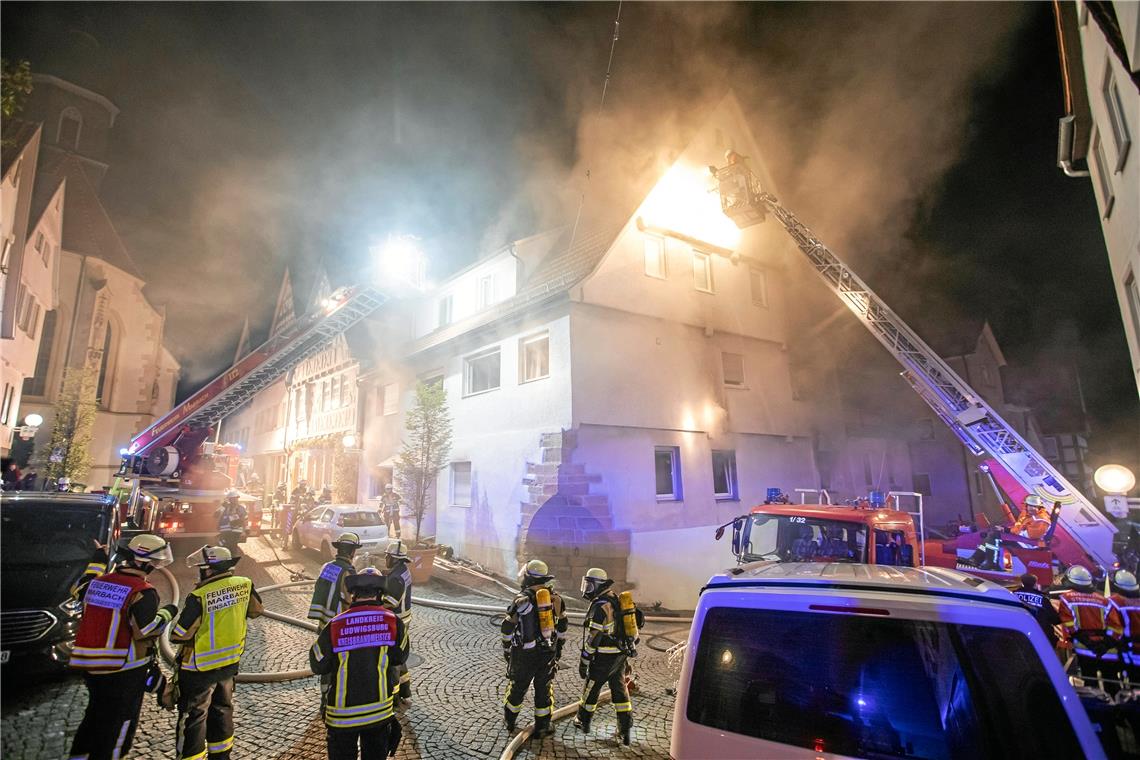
top-left (37, 151), bottom-right (143, 280)
top-left (29, 173), bottom-right (65, 230)
top-left (1, 119), bottom-right (41, 180)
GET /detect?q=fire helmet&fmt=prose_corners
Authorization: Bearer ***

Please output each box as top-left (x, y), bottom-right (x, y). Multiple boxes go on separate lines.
top-left (518, 559), bottom-right (553, 588)
top-left (1065, 565), bottom-right (1094, 590)
top-left (385, 539), bottom-right (408, 561)
top-left (186, 544), bottom-right (240, 570)
top-left (580, 567), bottom-right (612, 598)
top-left (124, 534), bottom-right (174, 569)
top-left (1024, 494), bottom-right (1046, 509)
top-left (345, 566), bottom-right (387, 596)
top-left (1113, 569), bottom-right (1140, 595)
top-left (333, 532), bottom-right (362, 553)
top-left (384, 483), bottom-right (394, 492)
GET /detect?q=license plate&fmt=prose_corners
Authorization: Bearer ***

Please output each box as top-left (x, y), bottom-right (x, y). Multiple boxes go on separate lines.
top-left (1, 651), bottom-right (9, 664)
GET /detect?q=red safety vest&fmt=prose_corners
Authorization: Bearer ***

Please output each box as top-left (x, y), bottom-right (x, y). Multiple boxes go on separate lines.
top-left (71, 571), bottom-right (153, 672)
top-left (1110, 594), bottom-right (1140, 656)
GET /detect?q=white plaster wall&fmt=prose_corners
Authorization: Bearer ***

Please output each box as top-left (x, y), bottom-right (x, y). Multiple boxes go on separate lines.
top-left (1080, 6), bottom-right (1140, 393)
top-left (628, 526), bottom-right (738, 610)
top-left (415, 251), bottom-right (519, 337)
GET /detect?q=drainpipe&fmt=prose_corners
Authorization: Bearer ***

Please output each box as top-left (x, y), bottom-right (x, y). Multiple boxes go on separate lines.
top-left (1053, 1), bottom-right (1091, 177)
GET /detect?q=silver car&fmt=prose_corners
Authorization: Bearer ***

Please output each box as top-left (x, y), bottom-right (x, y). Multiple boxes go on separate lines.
top-left (290, 504), bottom-right (388, 559)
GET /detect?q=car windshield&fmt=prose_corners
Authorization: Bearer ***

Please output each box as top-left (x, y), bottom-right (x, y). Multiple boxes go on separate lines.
top-left (743, 514), bottom-right (867, 563)
top-left (687, 607), bottom-right (1082, 759)
top-left (339, 511), bottom-right (382, 527)
top-left (1, 501), bottom-right (109, 566)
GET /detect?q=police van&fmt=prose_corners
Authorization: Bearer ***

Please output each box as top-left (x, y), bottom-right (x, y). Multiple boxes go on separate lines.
top-left (670, 562), bottom-right (1105, 759)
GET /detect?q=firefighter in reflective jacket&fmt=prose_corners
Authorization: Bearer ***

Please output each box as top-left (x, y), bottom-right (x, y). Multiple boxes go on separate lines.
top-left (380, 540), bottom-right (413, 699)
top-left (1011, 495), bottom-right (1053, 541)
top-left (68, 534), bottom-right (176, 760)
top-left (309, 532), bottom-right (361, 626)
top-left (170, 546), bottom-right (263, 760)
top-left (1108, 569), bottom-right (1140, 684)
top-left (310, 567), bottom-right (407, 760)
top-left (501, 559), bottom-right (568, 736)
top-left (574, 568), bottom-right (642, 745)
top-left (1058, 565), bottom-right (1121, 681)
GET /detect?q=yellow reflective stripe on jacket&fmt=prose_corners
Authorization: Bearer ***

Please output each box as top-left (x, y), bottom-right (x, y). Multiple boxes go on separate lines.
top-left (183, 576), bottom-right (251, 672)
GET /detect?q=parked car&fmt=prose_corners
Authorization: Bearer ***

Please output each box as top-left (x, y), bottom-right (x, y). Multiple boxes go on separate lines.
top-left (671, 562), bottom-right (1105, 760)
top-left (1, 492), bottom-right (119, 670)
top-left (291, 504), bottom-right (388, 559)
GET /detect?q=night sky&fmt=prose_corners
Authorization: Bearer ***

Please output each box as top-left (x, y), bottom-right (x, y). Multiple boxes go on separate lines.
top-left (3, 3), bottom-right (1136, 467)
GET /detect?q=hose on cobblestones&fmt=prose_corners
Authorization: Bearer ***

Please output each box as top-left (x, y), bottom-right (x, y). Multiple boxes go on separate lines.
top-left (499, 690), bottom-right (611, 759)
top-left (644, 627), bottom-right (690, 653)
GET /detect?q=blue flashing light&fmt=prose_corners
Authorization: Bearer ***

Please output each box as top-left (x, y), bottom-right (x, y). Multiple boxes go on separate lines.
top-left (119, 447), bottom-right (130, 456)
top-left (766, 487), bottom-right (783, 502)
top-left (868, 490), bottom-right (886, 507)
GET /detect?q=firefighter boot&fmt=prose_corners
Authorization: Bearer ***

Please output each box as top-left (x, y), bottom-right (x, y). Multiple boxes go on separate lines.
top-left (533, 715), bottom-right (554, 740)
top-left (573, 711), bottom-right (590, 733)
top-left (503, 706), bottom-right (517, 732)
top-left (617, 710), bottom-right (632, 746)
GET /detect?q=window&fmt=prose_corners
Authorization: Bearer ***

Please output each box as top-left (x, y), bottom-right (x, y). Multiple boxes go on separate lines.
top-left (913, 473), bottom-right (932, 497)
top-left (1126, 272), bottom-right (1140, 348)
top-left (1043, 436), bottom-right (1060, 460)
top-left (438, 295), bottom-right (453, 328)
top-left (422, 374), bottom-right (444, 390)
top-left (0, 383), bottom-right (13, 425)
top-left (464, 348), bottom-right (501, 396)
top-left (519, 333), bottom-right (549, 383)
top-left (1102, 62), bottom-right (1131, 171)
top-left (1091, 129), bottom-right (1116, 217)
top-left (711, 450), bottom-right (738, 500)
top-left (57, 108), bottom-right (82, 151)
top-left (34, 232), bottom-right (44, 253)
top-left (973, 471), bottom-right (984, 497)
top-left (722, 352), bottom-right (745, 386)
top-left (686, 608), bottom-right (1084, 759)
top-left (1, 237), bottom-right (12, 271)
top-left (693, 251), bottom-right (714, 293)
top-left (96, 323), bottom-right (114, 406)
top-left (980, 366), bottom-right (992, 386)
top-left (749, 267), bottom-right (768, 306)
top-left (644, 236), bottom-right (666, 279)
top-left (478, 275), bottom-right (494, 308)
top-left (24, 310), bottom-right (56, 397)
top-left (654, 446), bottom-right (682, 501)
top-left (382, 382), bottom-right (399, 415)
top-left (451, 461), bottom-right (472, 506)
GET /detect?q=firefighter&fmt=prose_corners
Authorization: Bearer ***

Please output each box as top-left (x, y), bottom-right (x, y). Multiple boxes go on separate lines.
top-left (309, 532), bottom-right (361, 627)
top-left (170, 546), bottom-right (263, 760)
top-left (1108, 569), bottom-right (1140, 686)
top-left (291, 479), bottom-right (312, 507)
top-left (501, 560), bottom-right (568, 736)
top-left (1013, 573), bottom-right (1062, 647)
top-left (381, 539), bottom-right (414, 700)
top-left (1012, 495), bottom-right (1052, 541)
top-left (310, 567), bottom-right (407, 759)
top-left (574, 567), bottom-right (641, 745)
top-left (215, 489), bottom-right (247, 550)
top-left (380, 483), bottom-right (402, 539)
top-left (67, 534), bottom-right (176, 760)
top-left (318, 484), bottom-right (333, 505)
top-left (1058, 564), bottom-right (1120, 683)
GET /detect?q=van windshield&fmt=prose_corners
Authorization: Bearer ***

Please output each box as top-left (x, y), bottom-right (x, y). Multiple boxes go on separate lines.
top-left (687, 607), bottom-right (1082, 759)
top-left (743, 514), bottom-right (867, 563)
top-left (1, 501), bottom-right (109, 566)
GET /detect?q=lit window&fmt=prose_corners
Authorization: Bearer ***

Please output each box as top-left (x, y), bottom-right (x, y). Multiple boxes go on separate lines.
top-left (655, 446), bottom-right (682, 501)
top-left (749, 267), bottom-right (768, 307)
top-left (1091, 129), bottom-right (1116, 217)
top-left (519, 333), bottom-right (549, 383)
top-left (438, 295), bottom-right (453, 328)
top-left (382, 382), bottom-right (399, 415)
top-left (464, 348), bottom-right (501, 396)
top-left (57, 108), bottom-right (82, 151)
top-left (1102, 62), bottom-right (1131, 171)
top-left (451, 461), bottom-right (472, 506)
top-left (644, 236), bottom-right (666, 279)
top-left (693, 251), bottom-right (714, 293)
top-left (479, 275), bottom-right (494, 308)
top-left (722, 352), bottom-right (745, 386)
top-left (712, 450), bottom-right (738, 500)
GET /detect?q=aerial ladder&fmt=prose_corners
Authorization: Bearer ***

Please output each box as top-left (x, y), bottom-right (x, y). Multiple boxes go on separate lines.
top-left (711, 157), bottom-right (1117, 570)
top-left (115, 285), bottom-right (386, 540)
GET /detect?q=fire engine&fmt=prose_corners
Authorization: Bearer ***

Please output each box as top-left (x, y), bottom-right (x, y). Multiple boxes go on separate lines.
top-left (708, 154), bottom-right (1117, 583)
top-left (114, 286), bottom-right (385, 545)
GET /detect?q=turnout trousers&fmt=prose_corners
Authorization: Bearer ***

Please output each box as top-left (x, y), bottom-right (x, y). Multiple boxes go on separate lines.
top-left (68, 665), bottom-right (150, 760)
top-left (326, 720), bottom-right (392, 760)
top-left (576, 653), bottom-right (632, 735)
top-left (503, 647), bottom-right (556, 731)
top-left (177, 668), bottom-right (236, 760)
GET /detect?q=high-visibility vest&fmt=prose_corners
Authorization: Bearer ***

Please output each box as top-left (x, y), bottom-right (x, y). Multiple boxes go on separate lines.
top-left (71, 571), bottom-right (153, 672)
top-left (323, 605), bottom-right (399, 728)
top-left (182, 576), bottom-right (253, 672)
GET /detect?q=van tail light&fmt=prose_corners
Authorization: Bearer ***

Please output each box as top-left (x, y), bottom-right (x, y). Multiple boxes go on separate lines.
top-left (808, 604), bottom-right (890, 616)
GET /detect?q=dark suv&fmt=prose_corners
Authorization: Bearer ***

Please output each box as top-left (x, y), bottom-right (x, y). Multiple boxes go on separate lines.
top-left (1, 492), bottom-right (119, 669)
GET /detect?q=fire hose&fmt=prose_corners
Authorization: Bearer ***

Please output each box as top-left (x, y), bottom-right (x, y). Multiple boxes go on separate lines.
top-left (499, 690), bottom-right (612, 760)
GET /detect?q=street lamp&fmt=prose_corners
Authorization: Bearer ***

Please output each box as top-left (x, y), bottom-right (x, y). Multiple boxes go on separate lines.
top-left (1095, 464), bottom-right (1137, 495)
top-left (341, 433), bottom-right (358, 450)
top-left (15, 412), bottom-right (43, 440)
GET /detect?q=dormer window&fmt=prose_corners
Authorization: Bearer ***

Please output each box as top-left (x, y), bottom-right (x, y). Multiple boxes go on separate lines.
top-left (58, 107), bottom-right (82, 151)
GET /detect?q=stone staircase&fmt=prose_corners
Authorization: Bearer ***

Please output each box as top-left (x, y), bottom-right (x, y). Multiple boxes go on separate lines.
top-left (517, 429), bottom-right (631, 590)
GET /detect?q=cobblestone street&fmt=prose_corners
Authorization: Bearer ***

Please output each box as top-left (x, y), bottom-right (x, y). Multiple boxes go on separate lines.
top-left (1, 537), bottom-right (680, 759)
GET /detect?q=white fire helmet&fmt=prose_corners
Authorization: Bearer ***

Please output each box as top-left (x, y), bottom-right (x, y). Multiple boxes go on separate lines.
top-left (186, 544), bottom-right (236, 569)
top-left (1024, 494), bottom-right (1046, 509)
top-left (1065, 564), bottom-right (1093, 589)
top-left (126, 534), bottom-right (174, 569)
top-left (1114, 570), bottom-right (1140, 593)
top-left (581, 567), bottom-right (609, 596)
top-left (385, 539), bottom-right (408, 561)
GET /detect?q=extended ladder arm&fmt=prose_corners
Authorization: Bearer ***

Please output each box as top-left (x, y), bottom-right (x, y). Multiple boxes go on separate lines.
top-left (719, 168), bottom-right (1115, 567)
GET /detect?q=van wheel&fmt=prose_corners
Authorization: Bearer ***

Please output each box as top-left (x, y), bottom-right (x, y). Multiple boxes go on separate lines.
top-left (291, 530), bottom-right (302, 552)
top-left (321, 540), bottom-right (333, 560)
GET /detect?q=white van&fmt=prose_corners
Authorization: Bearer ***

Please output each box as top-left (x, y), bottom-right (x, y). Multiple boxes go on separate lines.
top-left (671, 562), bottom-right (1105, 760)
